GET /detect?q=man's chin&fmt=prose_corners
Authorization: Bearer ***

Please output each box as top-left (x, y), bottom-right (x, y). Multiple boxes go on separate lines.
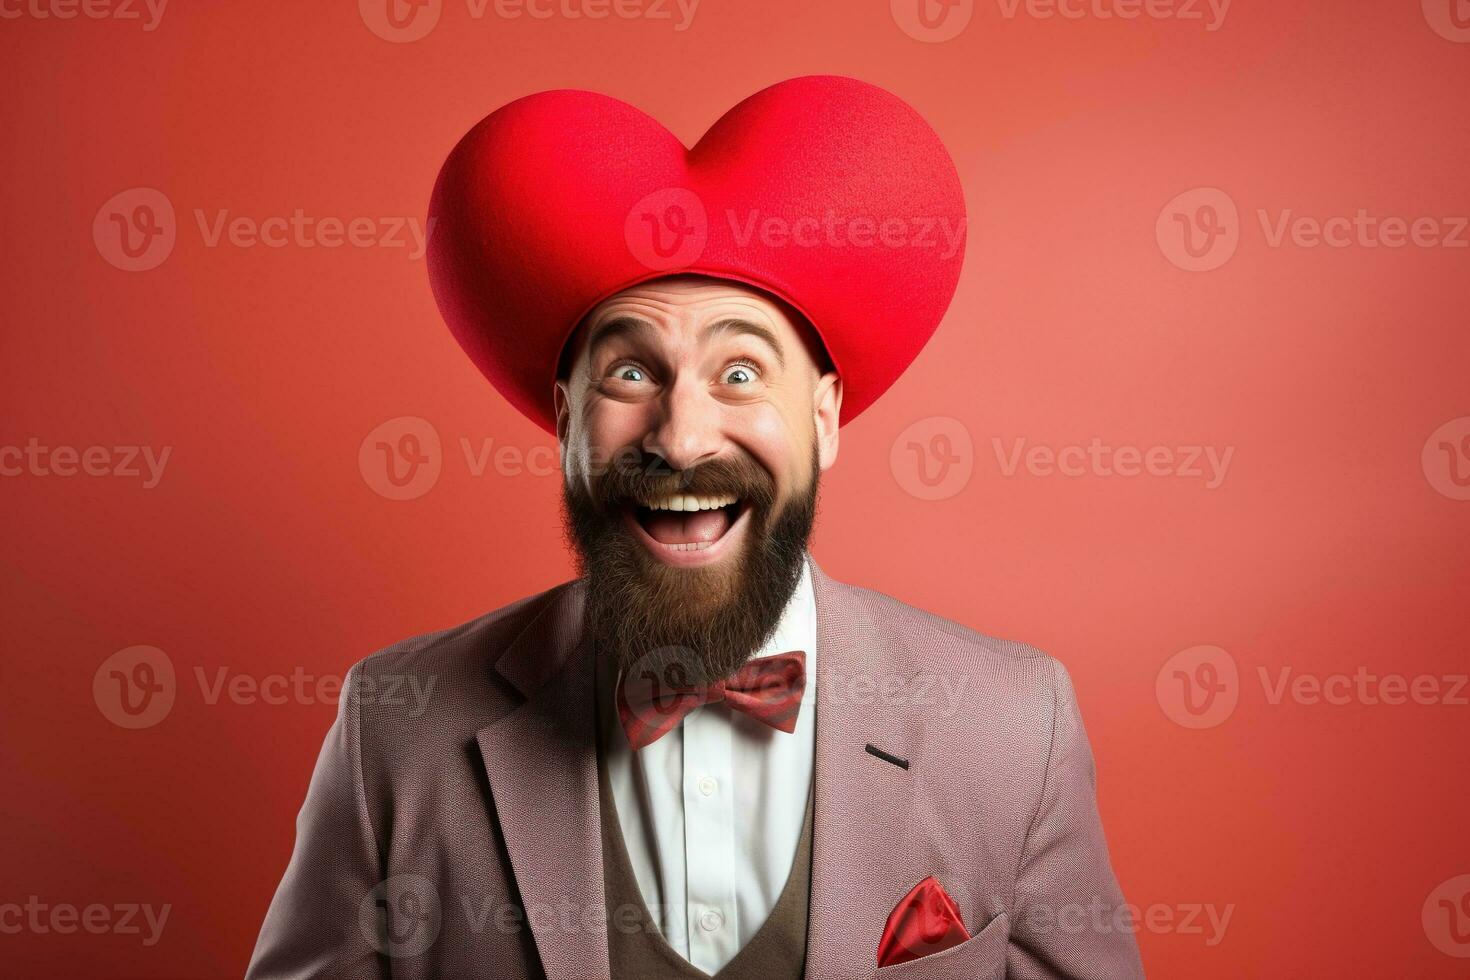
top-left (614, 518), bottom-right (750, 615)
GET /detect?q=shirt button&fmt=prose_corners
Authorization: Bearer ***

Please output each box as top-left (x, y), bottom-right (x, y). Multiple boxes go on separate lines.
top-left (699, 908), bottom-right (724, 932)
top-left (697, 775), bottom-right (718, 797)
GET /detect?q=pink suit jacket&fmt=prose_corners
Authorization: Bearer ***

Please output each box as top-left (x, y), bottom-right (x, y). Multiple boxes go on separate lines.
top-left (246, 559), bottom-right (1145, 979)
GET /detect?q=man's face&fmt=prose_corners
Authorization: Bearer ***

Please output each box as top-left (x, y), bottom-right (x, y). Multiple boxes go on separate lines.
top-left (555, 275), bottom-right (842, 684)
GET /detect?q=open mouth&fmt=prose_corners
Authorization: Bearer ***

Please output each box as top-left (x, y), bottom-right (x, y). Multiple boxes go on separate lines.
top-left (622, 492), bottom-right (751, 565)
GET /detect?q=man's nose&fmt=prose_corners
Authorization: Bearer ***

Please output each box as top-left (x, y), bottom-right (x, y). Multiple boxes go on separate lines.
top-left (642, 377), bottom-right (722, 472)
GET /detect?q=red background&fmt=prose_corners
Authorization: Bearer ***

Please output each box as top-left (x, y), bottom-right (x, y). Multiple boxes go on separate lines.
top-left (3, 0), bottom-right (1468, 976)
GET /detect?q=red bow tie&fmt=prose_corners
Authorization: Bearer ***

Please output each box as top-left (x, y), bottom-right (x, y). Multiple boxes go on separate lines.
top-left (615, 651), bottom-right (807, 751)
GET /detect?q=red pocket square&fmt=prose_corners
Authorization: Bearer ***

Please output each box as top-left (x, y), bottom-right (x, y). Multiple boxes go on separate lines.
top-left (876, 876), bottom-right (972, 968)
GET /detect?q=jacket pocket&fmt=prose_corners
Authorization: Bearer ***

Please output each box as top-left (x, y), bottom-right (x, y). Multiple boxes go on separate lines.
top-left (873, 910), bottom-right (1009, 980)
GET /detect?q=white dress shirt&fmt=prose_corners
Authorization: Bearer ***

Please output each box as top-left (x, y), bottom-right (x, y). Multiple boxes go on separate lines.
top-left (600, 555), bottom-right (818, 974)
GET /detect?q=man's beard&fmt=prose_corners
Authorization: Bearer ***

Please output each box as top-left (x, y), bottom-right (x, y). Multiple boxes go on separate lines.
top-left (561, 446), bottom-right (819, 688)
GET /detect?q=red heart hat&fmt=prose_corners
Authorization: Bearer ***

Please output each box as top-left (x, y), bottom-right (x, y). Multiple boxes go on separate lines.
top-left (427, 75), bottom-right (967, 434)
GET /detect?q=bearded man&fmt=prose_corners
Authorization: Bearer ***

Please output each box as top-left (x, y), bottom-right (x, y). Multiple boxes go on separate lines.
top-left (247, 76), bottom-right (1144, 980)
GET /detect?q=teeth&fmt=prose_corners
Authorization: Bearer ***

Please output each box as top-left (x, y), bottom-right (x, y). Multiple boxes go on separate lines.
top-left (641, 493), bottom-right (738, 512)
top-left (661, 540), bottom-right (714, 552)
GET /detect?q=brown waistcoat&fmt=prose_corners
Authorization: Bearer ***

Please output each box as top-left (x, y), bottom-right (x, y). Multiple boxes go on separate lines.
top-left (595, 663), bottom-right (814, 979)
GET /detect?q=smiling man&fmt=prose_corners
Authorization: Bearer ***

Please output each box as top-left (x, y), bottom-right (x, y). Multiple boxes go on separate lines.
top-left (247, 77), bottom-right (1144, 979)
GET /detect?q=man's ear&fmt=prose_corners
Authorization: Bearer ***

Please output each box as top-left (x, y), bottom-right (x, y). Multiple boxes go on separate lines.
top-left (553, 321), bottom-right (589, 453)
top-left (813, 371), bottom-right (842, 472)
top-left (553, 379), bottom-right (572, 449)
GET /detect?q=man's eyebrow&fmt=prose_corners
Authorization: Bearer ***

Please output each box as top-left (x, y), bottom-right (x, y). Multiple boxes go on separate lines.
top-left (585, 316), bottom-right (654, 358)
top-left (702, 318), bottom-right (785, 369)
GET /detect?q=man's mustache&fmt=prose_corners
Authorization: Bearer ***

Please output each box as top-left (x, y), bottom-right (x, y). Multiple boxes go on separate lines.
top-left (582, 452), bottom-right (777, 514)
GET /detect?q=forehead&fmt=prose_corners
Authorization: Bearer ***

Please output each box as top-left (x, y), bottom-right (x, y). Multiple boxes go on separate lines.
top-left (564, 275), bottom-right (827, 369)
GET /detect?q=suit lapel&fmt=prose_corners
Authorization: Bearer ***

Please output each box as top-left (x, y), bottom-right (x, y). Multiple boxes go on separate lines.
top-left (806, 559), bottom-right (928, 978)
top-left (476, 582), bottom-right (609, 980)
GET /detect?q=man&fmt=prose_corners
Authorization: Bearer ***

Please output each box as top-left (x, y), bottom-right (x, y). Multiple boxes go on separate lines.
top-left (247, 76), bottom-right (1143, 979)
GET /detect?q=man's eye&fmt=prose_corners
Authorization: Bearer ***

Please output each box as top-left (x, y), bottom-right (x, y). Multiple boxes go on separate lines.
top-left (721, 364), bottom-right (757, 385)
top-left (613, 366), bottom-right (645, 382)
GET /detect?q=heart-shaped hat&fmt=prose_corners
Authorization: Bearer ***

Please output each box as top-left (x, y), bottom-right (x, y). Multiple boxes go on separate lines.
top-left (427, 75), bottom-right (967, 434)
